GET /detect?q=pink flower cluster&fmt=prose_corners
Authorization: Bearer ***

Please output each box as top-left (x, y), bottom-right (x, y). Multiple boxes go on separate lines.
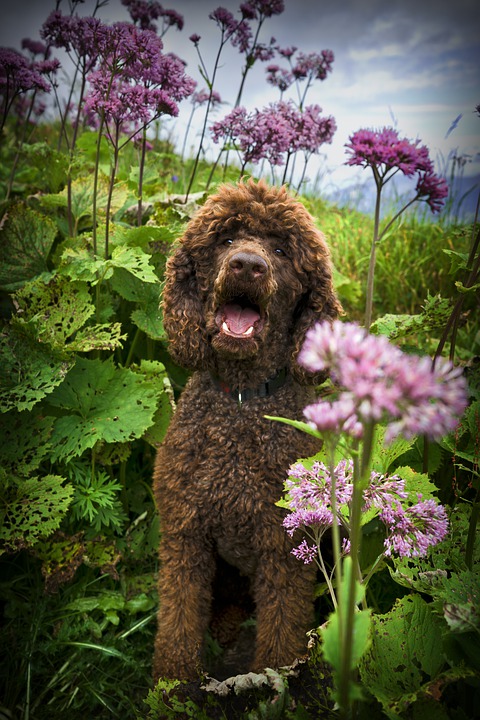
top-left (345, 127), bottom-right (449, 212)
top-left (211, 100), bottom-right (336, 167)
top-left (283, 459), bottom-right (449, 562)
top-left (299, 321), bottom-right (468, 443)
top-left (121, 0), bottom-right (184, 34)
top-left (266, 48), bottom-right (334, 93)
top-left (42, 10), bottom-right (195, 137)
top-left (0, 47), bottom-right (56, 127)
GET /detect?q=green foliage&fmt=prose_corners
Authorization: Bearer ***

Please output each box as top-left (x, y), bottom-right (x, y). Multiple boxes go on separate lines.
top-left (0, 475), bottom-right (74, 553)
top-left (0, 75), bottom-right (477, 719)
top-left (321, 557), bottom-right (372, 706)
top-left (68, 462), bottom-right (127, 533)
top-left (0, 320), bottom-right (74, 412)
top-left (0, 203), bottom-right (56, 290)
top-left (359, 595), bottom-right (454, 719)
top-left (46, 357), bottom-right (161, 462)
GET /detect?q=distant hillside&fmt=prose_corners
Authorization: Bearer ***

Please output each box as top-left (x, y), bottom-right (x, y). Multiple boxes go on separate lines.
top-left (326, 173), bottom-right (480, 222)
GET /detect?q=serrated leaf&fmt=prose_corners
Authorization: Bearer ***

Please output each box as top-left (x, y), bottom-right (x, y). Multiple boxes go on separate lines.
top-left (67, 323), bottom-right (126, 352)
top-left (0, 204), bottom-right (57, 291)
top-left (359, 595), bottom-right (446, 717)
top-left (0, 324), bottom-right (74, 412)
top-left (0, 410), bottom-right (53, 477)
top-left (371, 295), bottom-right (452, 341)
top-left (131, 294), bottom-right (165, 340)
top-left (394, 466), bottom-right (439, 503)
top-left (59, 247), bottom-right (106, 283)
top-left (371, 425), bottom-right (416, 474)
top-left (46, 357), bottom-right (160, 461)
top-left (0, 475), bottom-right (74, 553)
top-left (132, 360), bottom-right (174, 445)
top-left (15, 276), bottom-right (95, 348)
top-left (110, 245), bottom-right (159, 283)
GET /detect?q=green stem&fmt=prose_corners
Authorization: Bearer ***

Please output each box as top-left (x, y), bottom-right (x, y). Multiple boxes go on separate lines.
top-left (338, 422), bottom-right (375, 715)
top-left (328, 441), bottom-right (344, 638)
top-left (365, 176), bottom-right (382, 330)
top-left (137, 127), bottom-right (148, 227)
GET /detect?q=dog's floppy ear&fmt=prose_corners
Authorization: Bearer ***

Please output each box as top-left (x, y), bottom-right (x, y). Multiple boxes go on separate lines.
top-left (289, 238), bottom-right (343, 385)
top-left (162, 244), bottom-right (211, 370)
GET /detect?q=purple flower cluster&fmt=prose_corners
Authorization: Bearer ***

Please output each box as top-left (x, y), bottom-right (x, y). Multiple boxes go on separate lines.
top-left (266, 48), bottom-right (334, 95)
top-left (121, 0), bottom-right (184, 34)
top-left (299, 321), bottom-right (468, 443)
top-left (0, 47), bottom-right (54, 127)
top-left (380, 496), bottom-right (449, 558)
top-left (211, 100), bottom-right (335, 167)
top-left (283, 459), bottom-right (449, 563)
top-left (345, 127), bottom-right (448, 213)
top-left (41, 10), bottom-right (195, 139)
top-left (191, 89), bottom-right (222, 108)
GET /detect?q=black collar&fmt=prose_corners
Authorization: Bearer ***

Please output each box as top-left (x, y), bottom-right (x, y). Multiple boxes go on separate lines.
top-left (209, 367), bottom-right (289, 405)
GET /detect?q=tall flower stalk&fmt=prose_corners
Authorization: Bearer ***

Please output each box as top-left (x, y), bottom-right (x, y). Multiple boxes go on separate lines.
top-left (275, 320), bottom-right (468, 715)
top-left (345, 128), bottom-right (448, 329)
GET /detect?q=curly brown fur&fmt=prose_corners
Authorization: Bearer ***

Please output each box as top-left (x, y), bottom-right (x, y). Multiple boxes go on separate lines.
top-left (153, 179), bottom-right (342, 681)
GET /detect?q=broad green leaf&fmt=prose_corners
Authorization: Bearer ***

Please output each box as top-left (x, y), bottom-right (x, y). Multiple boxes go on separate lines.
top-left (371, 425), bottom-right (416, 474)
top-left (132, 360), bottom-right (174, 445)
top-left (14, 276), bottom-right (95, 347)
top-left (20, 142), bottom-right (69, 193)
top-left (394, 465), bottom-right (439, 503)
top-left (359, 595), bottom-right (447, 718)
top-left (47, 357), bottom-right (161, 461)
top-left (371, 294), bottom-right (451, 341)
top-left (0, 410), bottom-right (53, 477)
top-left (0, 475), bottom-right (74, 553)
top-left (60, 244), bottom-right (158, 286)
top-left (0, 204), bottom-right (57, 291)
top-left (0, 324), bottom-right (74, 412)
top-left (131, 293), bottom-right (165, 340)
top-left (59, 247), bottom-right (106, 282)
top-left (66, 323), bottom-right (126, 352)
top-left (110, 245), bottom-right (159, 283)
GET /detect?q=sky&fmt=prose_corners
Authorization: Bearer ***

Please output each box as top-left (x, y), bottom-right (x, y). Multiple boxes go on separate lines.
top-left (1, 0), bottom-right (479, 202)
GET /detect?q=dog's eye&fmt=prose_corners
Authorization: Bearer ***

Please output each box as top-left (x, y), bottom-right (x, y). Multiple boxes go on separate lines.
top-left (274, 247), bottom-right (286, 257)
top-left (223, 238), bottom-right (234, 246)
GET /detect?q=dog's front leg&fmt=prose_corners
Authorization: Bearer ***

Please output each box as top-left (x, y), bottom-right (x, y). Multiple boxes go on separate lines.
top-left (252, 531), bottom-right (316, 672)
top-left (153, 533), bottom-right (215, 682)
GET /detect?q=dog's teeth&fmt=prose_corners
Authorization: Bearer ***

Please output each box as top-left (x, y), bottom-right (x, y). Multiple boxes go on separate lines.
top-left (244, 326), bottom-right (254, 336)
top-left (222, 322), bottom-right (229, 332)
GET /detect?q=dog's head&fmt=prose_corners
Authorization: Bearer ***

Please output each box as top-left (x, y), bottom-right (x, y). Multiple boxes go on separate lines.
top-left (162, 179), bottom-right (342, 383)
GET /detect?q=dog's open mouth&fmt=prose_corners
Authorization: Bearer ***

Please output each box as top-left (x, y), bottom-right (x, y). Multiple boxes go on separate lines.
top-left (216, 296), bottom-right (265, 339)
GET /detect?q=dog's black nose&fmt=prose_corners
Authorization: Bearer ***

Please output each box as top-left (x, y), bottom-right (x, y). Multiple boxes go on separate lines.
top-left (229, 251), bottom-right (268, 280)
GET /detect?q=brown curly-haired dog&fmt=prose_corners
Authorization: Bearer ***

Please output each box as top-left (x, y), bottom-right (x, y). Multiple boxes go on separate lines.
top-left (153, 179), bottom-right (341, 681)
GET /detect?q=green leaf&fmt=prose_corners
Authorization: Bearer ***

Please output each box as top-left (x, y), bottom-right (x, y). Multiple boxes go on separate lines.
top-left (20, 141), bottom-right (69, 193)
top-left (371, 294), bottom-right (452, 341)
top-left (265, 415), bottom-right (322, 439)
top-left (0, 410), bottom-right (53, 477)
top-left (359, 595), bottom-right (447, 717)
top-left (0, 475), bottom-right (74, 553)
top-left (0, 204), bottom-right (57, 291)
top-left (394, 465), bottom-right (440, 503)
top-left (321, 556), bottom-right (371, 706)
top-left (46, 357), bottom-right (161, 461)
top-left (0, 323), bottom-right (74, 412)
top-left (110, 245), bottom-right (159, 283)
top-left (60, 244), bottom-right (159, 286)
top-left (67, 323), bottom-right (126, 352)
top-left (371, 425), bottom-right (416, 474)
top-left (14, 276), bottom-right (95, 348)
top-left (132, 360), bottom-right (174, 445)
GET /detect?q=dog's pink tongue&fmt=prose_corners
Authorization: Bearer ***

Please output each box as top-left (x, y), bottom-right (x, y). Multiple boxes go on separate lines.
top-left (224, 303), bottom-right (259, 333)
